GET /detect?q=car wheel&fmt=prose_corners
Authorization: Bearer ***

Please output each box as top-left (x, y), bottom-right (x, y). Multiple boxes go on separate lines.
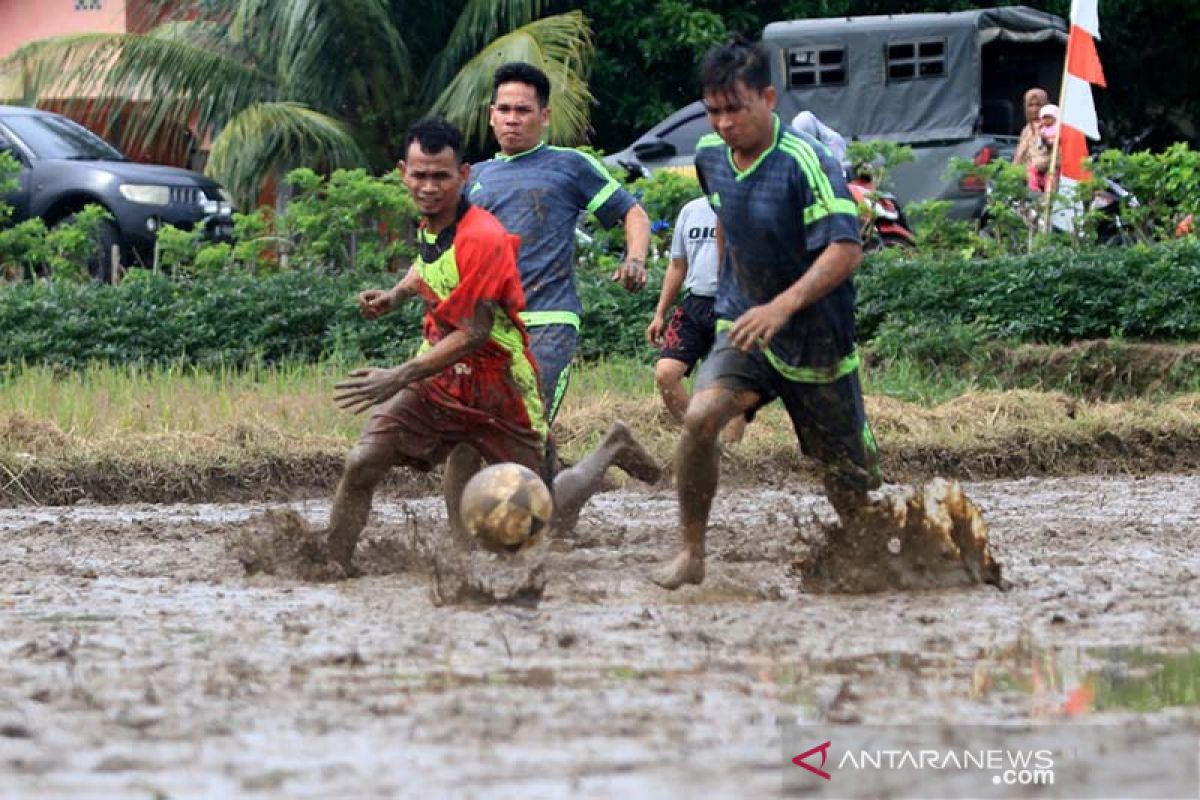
top-left (880, 231), bottom-right (917, 250)
top-left (89, 219), bottom-right (122, 283)
top-left (57, 216), bottom-right (122, 283)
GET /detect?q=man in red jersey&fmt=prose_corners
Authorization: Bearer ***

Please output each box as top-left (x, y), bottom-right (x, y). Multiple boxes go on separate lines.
top-left (325, 118), bottom-right (659, 573)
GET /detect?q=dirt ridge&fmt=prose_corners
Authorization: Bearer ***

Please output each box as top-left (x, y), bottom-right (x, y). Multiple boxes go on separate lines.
top-left (3, 424), bottom-right (1198, 506)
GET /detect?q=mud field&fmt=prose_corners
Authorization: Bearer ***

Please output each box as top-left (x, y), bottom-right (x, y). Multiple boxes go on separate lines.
top-left (1, 474), bottom-right (1198, 799)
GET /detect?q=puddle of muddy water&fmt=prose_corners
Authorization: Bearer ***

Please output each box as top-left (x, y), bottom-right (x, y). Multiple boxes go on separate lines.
top-left (973, 643), bottom-right (1200, 716)
top-left (0, 475), bottom-right (1197, 798)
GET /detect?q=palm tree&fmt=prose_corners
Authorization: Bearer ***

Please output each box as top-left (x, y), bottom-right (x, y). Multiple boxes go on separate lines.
top-left (4, 0), bottom-right (594, 205)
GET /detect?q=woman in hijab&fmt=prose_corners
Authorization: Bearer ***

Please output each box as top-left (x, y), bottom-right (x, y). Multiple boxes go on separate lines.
top-left (1012, 87), bottom-right (1050, 168)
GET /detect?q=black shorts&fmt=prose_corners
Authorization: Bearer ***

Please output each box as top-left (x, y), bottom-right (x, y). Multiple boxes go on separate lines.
top-left (695, 331), bottom-right (882, 491)
top-left (658, 294), bottom-right (717, 375)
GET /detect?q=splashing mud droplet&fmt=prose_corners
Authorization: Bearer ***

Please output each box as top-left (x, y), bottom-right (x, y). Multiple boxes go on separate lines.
top-left (226, 509), bottom-right (346, 582)
top-left (431, 548), bottom-right (546, 607)
top-left (796, 478), bottom-right (1003, 593)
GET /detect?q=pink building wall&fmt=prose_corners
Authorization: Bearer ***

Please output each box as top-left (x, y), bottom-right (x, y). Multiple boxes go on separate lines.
top-left (0, 0), bottom-right (129, 60)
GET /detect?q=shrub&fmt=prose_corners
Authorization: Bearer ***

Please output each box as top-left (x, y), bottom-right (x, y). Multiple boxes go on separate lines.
top-left (5, 241), bottom-right (1197, 371)
top-left (855, 240), bottom-right (1200, 345)
top-left (282, 167), bottom-right (417, 272)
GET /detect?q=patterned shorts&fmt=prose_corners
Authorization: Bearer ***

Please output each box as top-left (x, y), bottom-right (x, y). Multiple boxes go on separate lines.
top-left (658, 294), bottom-right (717, 375)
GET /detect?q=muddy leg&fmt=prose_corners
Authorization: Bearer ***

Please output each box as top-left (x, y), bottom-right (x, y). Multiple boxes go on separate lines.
top-left (651, 387), bottom-right (751, 590)
top-left (655, 358), bottom-right (690, 423)
top-left (443, 443), bottom-right (484, 550)
top-left (552, 421), bottom-right (661, 532)
top-left (327, 442), bottom-right (393, 572)
top-left (721, 413), bottom-right (748, 445)
top-left (823, 471), bottom-right (872, 525)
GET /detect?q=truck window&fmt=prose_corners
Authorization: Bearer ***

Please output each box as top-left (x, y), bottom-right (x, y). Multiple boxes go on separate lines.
top-left (786, 46), bottom-right (846, 88)
top-left (886, 38), bottom-right (946, 82)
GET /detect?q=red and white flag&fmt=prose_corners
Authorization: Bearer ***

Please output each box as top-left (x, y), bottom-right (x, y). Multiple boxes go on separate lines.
top-left (1057, 0), bottom-right (1105, 186)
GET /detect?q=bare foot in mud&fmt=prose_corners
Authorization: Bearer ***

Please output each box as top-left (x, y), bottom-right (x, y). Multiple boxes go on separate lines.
top-left (650, 550), bottom-right (705, 590)
top-left (607, 421), bottom-right (662, 484)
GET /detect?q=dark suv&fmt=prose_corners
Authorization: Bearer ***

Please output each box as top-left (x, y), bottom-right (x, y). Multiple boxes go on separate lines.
top-left (0, 105), bottom-right (234, 281)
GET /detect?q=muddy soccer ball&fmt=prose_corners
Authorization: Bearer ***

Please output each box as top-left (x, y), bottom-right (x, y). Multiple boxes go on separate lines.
top-left (459, 463), bottom-right (554, 551)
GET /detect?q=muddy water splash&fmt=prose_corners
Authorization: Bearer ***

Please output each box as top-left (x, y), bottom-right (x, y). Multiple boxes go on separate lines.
top-left (226, 509), bottom-right (347, 581)
top-left (798, 478), bottom-right (1002, 593)
top-left (431, 548), bottom-right (547, 607)
top-left (226, 505), bottom-right (549, 605)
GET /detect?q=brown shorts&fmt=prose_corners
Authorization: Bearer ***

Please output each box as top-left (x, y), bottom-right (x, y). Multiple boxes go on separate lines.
top-left (362, 381), bottom-right (549, 478)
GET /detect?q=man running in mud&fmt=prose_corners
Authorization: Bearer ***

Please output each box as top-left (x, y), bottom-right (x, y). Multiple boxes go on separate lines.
top-left (442, 61), bottom-right (654, 526)
top-left (326, 118), bottom-right (659, 574)
top-left (653, 38), bottom-right (882, 590)
top-left (467, 61), bottom-right (651, 423)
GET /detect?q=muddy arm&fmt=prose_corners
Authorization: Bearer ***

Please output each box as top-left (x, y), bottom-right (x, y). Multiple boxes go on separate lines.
top-left (335, 303), bottom-right (497, 414)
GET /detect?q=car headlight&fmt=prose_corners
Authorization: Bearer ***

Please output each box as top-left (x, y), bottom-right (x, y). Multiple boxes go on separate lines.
top-left (218, 187), bottom-right (234, 206)
top-left (118, 184), bottom-right (170, 205)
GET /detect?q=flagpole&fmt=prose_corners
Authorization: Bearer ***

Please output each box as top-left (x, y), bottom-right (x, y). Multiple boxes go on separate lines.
top-left (1042, 0), bottom-right (1077, 234)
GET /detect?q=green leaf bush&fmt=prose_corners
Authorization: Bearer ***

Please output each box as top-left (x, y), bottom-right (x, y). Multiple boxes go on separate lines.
top-left (856, 241), bottom-right (1200, 346)
top-left (2, 241), bottom-right (1198, 370)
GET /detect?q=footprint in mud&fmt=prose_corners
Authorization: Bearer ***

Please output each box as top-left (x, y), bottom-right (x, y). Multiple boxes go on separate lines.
top-left (796, 478), bottom-right (1004, 593)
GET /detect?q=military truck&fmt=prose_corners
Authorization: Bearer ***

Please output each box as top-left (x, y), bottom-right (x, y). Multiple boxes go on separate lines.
top-left (607, 7), bottom-right (1068, 219)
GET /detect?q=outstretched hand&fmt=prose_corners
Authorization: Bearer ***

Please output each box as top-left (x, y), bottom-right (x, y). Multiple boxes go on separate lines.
top-left (728, 299), bottom-right (792, 352)
top-left (334, 367), bottom-right (409, 414)
top-left (358, 288), bottom-right (394, 320)
top-left (611, 257), bottom-right (647, 293)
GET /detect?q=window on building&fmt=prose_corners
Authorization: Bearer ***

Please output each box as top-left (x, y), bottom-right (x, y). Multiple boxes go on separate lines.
top-left (75, 0), bottom-right (103, 10)
top-left (786, 46), bottom-right (846, 89)
top-left (886, 38), bottom-right (946, 82)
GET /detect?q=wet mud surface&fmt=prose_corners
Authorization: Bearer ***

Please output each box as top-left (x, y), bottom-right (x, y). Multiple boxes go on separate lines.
top-left (1, 475), bottom-right (1198, 798)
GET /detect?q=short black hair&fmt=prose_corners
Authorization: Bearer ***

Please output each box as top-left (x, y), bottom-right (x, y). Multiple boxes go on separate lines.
top-left (699, 35), bottom-right (771, 96)
top-left (404, 117), bottom-right (463, 163)
top-left (493, 62), bottom-right (551, 108)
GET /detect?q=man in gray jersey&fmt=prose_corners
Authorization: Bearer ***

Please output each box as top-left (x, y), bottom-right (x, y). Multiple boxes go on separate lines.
top-left (468, 61), bottom-right (651, 423)
top-left (445, 62), bottom-right (655, 522)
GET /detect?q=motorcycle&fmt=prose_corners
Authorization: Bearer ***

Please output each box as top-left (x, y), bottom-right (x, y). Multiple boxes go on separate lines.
top-left (1087, 177), bottom-right (1144, 246)
top-left (847, 173), bottom-right (917, 251)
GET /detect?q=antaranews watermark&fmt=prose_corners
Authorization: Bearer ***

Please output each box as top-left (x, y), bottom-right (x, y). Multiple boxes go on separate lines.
top-left (783, 724), bottom-right (1200, 798)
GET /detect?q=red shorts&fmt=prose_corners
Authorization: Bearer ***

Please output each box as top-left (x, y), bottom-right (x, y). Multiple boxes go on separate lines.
top-left (363, 380), bottom-right (549, 478)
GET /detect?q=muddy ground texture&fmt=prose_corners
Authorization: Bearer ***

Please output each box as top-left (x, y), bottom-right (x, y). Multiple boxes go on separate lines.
top-left (1, 473), bottom-right (1198, 798)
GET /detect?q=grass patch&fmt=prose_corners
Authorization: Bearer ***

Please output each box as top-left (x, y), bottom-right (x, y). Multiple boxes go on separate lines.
top-left (3, 354), bottom-right (1200, 505)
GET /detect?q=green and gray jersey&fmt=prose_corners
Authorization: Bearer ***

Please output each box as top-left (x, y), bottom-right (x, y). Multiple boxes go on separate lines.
top-left (468, 143), bottom-right (637, 328)
top-left (694, 114), bottom-right (862, 382)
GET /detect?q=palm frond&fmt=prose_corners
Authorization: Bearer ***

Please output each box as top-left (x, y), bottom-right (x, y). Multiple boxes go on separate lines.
top-left (233, 0), bottom-right (412, 115)
top-left (429, 12), bottom-right (594, 148)
top-left (419, 0), bottom-right (546, 103)
top-left (5, 33), bottom-right (275, 155)
top-left (148, 20), bottom-right (245, 62)
top-left (207, 101), bottom-right (366, 204)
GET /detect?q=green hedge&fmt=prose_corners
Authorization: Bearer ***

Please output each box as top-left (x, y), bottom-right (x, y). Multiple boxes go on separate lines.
top-left (856, 241), bottom-right (1200, 345)
top-left (2, 242), bottom-right (1198, 369)
top-left (0, 270), bottom-right (423, 368)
